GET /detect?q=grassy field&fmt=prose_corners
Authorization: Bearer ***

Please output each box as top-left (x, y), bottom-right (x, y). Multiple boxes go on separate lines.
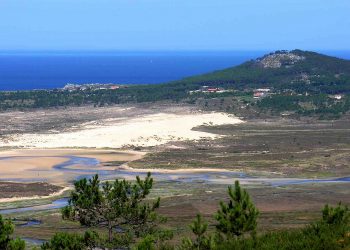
top-left (130, 117), bottom-right (350, 178)
top-left (0, 182), bottom-right (62, 199)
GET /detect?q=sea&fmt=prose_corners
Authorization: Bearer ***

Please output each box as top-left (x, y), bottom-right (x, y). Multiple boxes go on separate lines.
top-left (0, 50), bottom-right (349, 91)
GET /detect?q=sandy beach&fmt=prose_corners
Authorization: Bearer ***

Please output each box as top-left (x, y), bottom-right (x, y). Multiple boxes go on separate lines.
top-left (0, 111), bottom-right (243, 149)
top-left (0, 156), bottom-right (67, 181)
top-left (0, 149), bottom-right (145, 184)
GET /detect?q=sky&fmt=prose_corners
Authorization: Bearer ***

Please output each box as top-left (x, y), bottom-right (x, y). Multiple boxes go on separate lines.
top-left (1, 0), bottom-right (350, 51)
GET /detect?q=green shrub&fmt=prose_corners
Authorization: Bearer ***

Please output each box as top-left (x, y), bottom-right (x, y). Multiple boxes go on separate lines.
top-left (0, 215), bottom-right (25, 250)
top-left (41, 232), bottom-right (87, 250)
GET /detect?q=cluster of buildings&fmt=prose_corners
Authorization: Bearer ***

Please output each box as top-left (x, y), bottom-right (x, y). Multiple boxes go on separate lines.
top-left (189, 86), bottom-right (232, 94)
top-left (253, 89), bottom-right (345, 101)
top-left (188, 83), bottom-right (345, 101)
top-left (189, 86), bottom-right (274, 99)
top-left (253, 88), bottom-right (271, 99)
top-left (62, 83), bottom-right (124, 91)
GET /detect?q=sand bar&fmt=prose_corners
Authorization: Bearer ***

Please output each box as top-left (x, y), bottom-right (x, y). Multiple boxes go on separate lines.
top-left (0, 149), bottom-right (144, 185)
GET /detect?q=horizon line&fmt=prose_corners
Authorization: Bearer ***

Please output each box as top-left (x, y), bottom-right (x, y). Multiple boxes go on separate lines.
top-left (1, 48), bottom-right (350, 53)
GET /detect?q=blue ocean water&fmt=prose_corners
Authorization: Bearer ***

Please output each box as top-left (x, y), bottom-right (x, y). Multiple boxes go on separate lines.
top-left (0, 51), bottom-right (267, 91)
top-left (0, 51), bottom-right (349, 91)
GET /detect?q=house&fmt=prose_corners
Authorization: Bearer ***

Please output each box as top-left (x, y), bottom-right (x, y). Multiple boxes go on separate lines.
top-left (109, 85), bottom-right (120, 90)
top-left (253, 88), bottom-right (271, 98)
top-left (255, 88), bottom-right (271, 92)
top-left (253, 92), bottom-right (266, 98)
top-left (207, 88), bottom-right (220, 93)
top-left (189, 86), bottom-right (232, 94)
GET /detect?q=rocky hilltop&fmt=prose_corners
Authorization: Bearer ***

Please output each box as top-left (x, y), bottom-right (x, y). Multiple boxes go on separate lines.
top-left (257, 51), bottom-right (305, 68)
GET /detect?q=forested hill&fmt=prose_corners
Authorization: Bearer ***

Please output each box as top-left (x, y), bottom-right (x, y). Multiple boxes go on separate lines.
top-left (1, 50), bottom-right (350, 114)
top-left (172, 50), bottom-right (350, 94)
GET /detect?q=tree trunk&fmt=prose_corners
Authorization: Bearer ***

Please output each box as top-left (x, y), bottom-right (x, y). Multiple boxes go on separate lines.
top-left (108, 221), bottom-right (112, 243)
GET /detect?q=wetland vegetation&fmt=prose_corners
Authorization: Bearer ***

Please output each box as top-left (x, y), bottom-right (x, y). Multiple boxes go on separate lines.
top-left (1, 175), bottom-right (349, 249)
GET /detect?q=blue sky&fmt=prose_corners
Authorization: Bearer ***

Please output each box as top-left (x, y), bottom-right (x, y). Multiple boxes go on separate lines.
top-left (1, 0), bottom-right (349, 51)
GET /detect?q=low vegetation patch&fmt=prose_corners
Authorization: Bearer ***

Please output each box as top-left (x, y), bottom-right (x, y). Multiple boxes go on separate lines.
top-left (2, 174), bottom-right (347, 249)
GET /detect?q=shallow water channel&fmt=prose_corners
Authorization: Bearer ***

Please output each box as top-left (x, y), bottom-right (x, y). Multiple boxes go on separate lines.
top-left (0, 154), bottom-right (350, 246)
top-left (1, 155), bottom-right (350, 215)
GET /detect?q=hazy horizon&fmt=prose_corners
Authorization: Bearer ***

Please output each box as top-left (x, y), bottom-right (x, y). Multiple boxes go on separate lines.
top-left (1, 49), bottom-right (350, 54)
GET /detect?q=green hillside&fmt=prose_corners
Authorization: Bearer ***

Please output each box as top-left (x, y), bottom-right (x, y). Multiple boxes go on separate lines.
top-left (173, 50), bottom-right (350, 94)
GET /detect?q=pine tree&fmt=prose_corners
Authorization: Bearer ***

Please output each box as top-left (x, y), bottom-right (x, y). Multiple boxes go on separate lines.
top-left (190, 214), bottom-right (208, 249)
top-left (322, 203), bottom-right (350, 225)
top-left (215, 180), bottom-right (259, 238)
top-left (0, 215), bottom-right (25, 250)
top-left (62, 173), bottom-right (160, 244)
top-left (179, 214), bottom-right (210, 250)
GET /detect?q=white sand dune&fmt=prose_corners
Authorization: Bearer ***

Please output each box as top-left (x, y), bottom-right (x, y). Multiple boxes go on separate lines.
top-left (0, 112), bottom-right (243, 149)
